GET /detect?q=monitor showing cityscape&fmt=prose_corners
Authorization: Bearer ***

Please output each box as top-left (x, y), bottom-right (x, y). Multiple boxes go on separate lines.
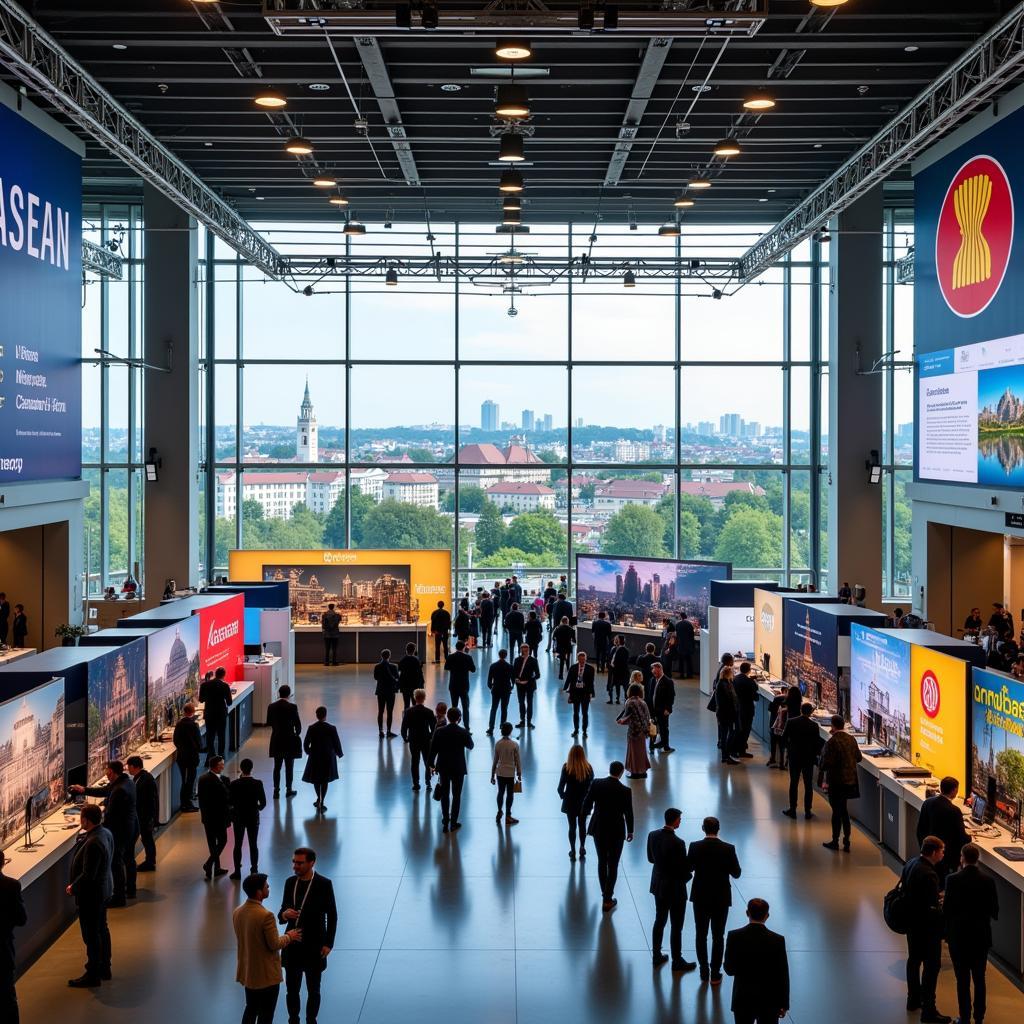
top-left (147, 618), bottom-right (201, 738)
top-left (575, 555), bottom-right (731, 629)
top-left (86, 640), bottom-right (147, 783)
top-left (850, 624), bottom-right (911, 758)
top-left (971, 667), bottom-right (1024, 828)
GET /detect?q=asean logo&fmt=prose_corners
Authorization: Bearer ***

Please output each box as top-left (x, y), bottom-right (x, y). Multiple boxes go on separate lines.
top-left (920, 669), bottom-right (941, 719)
top-left (935, 155), bottom-right (1014, 318)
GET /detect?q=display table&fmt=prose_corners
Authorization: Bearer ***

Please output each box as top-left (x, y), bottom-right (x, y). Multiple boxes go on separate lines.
top-left (240, 656), bottom-right (284, 725)
top-left (0, 647), bottom-right (37, 668)
top-left (577, 621), bottom-right (687, 663)
top-left (293, 623), bottom-right (427, 664)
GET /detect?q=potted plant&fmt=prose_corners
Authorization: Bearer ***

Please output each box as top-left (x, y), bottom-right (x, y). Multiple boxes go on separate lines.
top-left (55, 623), bottom-right (87, 647)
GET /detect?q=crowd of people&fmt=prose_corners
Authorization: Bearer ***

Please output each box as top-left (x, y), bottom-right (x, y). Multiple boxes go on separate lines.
top-left (0, 592), bottom-right (28, 649)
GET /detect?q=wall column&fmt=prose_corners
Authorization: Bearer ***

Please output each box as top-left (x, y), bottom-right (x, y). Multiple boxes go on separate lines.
top-left (143, 184), bottom-right (199, 592)
top-left (828, 187), bottom-right (884, 603)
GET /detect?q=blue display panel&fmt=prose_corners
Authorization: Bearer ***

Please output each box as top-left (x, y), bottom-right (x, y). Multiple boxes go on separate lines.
top-left (0, 101), bottom-right (82, 483)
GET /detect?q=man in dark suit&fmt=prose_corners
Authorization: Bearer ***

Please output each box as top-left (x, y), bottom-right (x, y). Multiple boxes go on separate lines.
top-left (65, 803), bottom-right (114, 987)
top-left (509, 575), bottom-right (523, 607)
top-left (723, 899), bottom-right (789, 1023)
top-left (689, 815), bottom-right (742, 984)
top-left (430, 600), bottom-right (451, 663)
top-left (944, 842), bottom-right (999, 1024)
top-left (400, 688), bottom-right (436, 791)
top-left (428, 707), bottom-right (475, 831)
top-left (675, 616), bottom-right (696, 678)
top-left (504, 603), bottom-right (526, 658)
top-left (197, 755), bottom-right (232, 880)
top-left (229, 758), bottom-right (267, 879)
top-left (373, 648), bottom-right (400, 738)
top-left (524, 610), bottom-right (544, 659)
top-left (444, 640), bottom-right (476, 731)
top-left (266, 685), bottom-right (302, 799)
top-left (513, 644), bottom-right (541, 729)
top-left (647, 808), bottom-right (696, 972)
top-left (782, 702), bottom-right (822, 820)
top-left (279, 847), bottom-right (338, 1024)
top-left (563, 652), bottom-right (596, 737)
top-left (126, 755), bottom-right (159, 872)
top-left (0, 850), bottom-right (26, 1022)
top-left (650, 662), bottom-right (676, 753)
top-left (608, 634), bottom-right (630, 703)
top-left (199, 667), bottom-right (234, 764)
top-left (71, 759), bottom-right (138, 906)
top-left (486, 648), bottom-right (514, 735)
top-left (478, 593), bottom-right (495, 648)
top-left (902, 835), bottom-right (948, 1021)
top-left (582, 761), bottom-right (634, 912)
top-left (321, 602), bottom-right (341, 666)
top-left (173, 701), bottom-right (203, 811)
top-left (552, 591), bottom-right (573, 628)
top-left (592, 611), bottom-right (612, 672)
top-left (731, 662), bottom-right (759, 758)
top-left (916, 776), bottom-right (969, 884)
top-left (0, 593), bottom-right (9, 647)
top-left (397, 643), bottom-right (424, 712)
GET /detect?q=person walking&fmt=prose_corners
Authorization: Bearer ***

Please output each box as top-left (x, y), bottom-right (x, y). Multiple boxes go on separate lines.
top-left (400, 688), bottom-right (436, 792)
top-left (126, 755), bottom-right (159, 872)
top-left (453, 605), bottom-right (472, 646)
top-left (592, 611), bottom-right (612, 672)
top-left (486, 648), bottom-right (514, 736)
top-left (650, 662), bottom-right (676, 754)
top-left (266, 685), bottom-right (302, 799)
top-left (200, 667), bottom-right (233, 764)
top-left (233, 872), bottom-right (302, 1024)
top-left (553, 616), bottom-right (576, 679)
top-left (817, 715), bottom-right (862, 851)
top-left (373, 649), bottom-right (400, 739)
top-left (608, 634), bottom-right (630, 704)
top-left (397, 643), bottom-right (424, 712)
top-left (766, 687), bottom-right (789, 769)
top-left (944, 842), bottom-right (999, 1024)
top-left (714, 667), bottom-right (741, 767)
top-left (551, 590), bottom-right (572, 627)
top-left (478, 592), bottom-right (495, 648)
top-left (443, 640), bottom-right (476, 732)
top-left (512, 643), bottom-right (540, 730)
top-left (430, 601), bottom-right (451, 663)
top-left (490, 722), bottom-right (522, 825)
top-left (173, 702), bottom-right (203, 812)
top-left (198, 755), bottom-right (232, 880)
top-left (647, 807), bottom-right (696, 972)
top-left (524, 610), bottom-right (544, 661)
top-left (901, 835), bottom-right (950, 1022)
top-left (504, 602), bottom-right (526, 658)
top-left (916, 776), bottom-right (970, 884)
top-left (563, 651), bottom-right (596, 738)
top-left (65, 804), bottom-right (113, 988)
top-left (278, 847), bottom-right (338, 1024)
top-left (582, 761), bottom-right (634, 912)
top-left (229, 759), bottom-right (267, 880)
top-left (723, 898), bottom-right (790, 1024)
top-left (782, 702), bottom-right (822, 820)
top-left (320, 603), bottom-right (341, 667)
top-left (302, 707), bottom-right (343, 813)
top-left (557, 745), bottom-right (594, 861)
top-left (0, 850), bottom-right (26, 1022)
top-left (428, 707), bottom-right (474, 833)
top-left (731, 662), bottom-right (758, 759)
top-left (688, 815), bottom-right (742, 984)
top-left (675, 616), bottom-right (696, 679)
top-left (617, 679), bottom-right (652, 779)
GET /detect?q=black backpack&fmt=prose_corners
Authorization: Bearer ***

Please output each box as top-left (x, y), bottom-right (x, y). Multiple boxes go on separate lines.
top-left (882, 878), bottom-right (909, 935)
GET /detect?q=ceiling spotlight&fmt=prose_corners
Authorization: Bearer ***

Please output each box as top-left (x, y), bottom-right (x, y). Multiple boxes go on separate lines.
top-left (386, 267), bottom-right (398, 287)
top-left (440, 83), bottom-right (462, 92)
top-left (904, 45), bottom-right (919, 54)
top-left (284, 136), bottom-right (313, 155)
top-left (688, 178), bottom-right (712, 189)
top-left (313, 176), bottom-right (337, 188)
top-left (495, 84), bottom-right (530, 119)
top-left (344, 220), bottom-right (366, 235)
top-left (328, 195), bottom-right (350, 206)
top-left (658, 224), bottom-right (681, 237)
top-left (743, 92), bottom-right (776, 111)
top-left (302, 285), bottom-right (314, 297)
top-left (498, 133), bottom-right (525, 162)
top-left (254, 89), bottom-right (287, 109)
top-left (421, 0), bottom-right (438, 30)
top-left (713, 138), bottom-right (741, 157)
top-left (495, 40), bottom-right (532, 60)
top-left (112, 43), bottom-right (128, 51)
top-left (674, 196), bottom-right (695, 208)
top-left (502, 208), bottom-right (522, 226)
top-left (499, 169), bottom-right (524, 192)
top-left (502, 195), bottom-right (522, 212)
top-left (815, 228), bottom-right (831, 244)
top-left (623, 270), bottom-right (636, 288)
top-left (810, 0), bottom-right (849, 5)
top-left (309, 83), bottom-right (330, 92)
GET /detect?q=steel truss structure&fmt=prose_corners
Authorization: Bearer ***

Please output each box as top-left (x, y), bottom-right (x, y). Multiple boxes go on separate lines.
top-left (0, 0), bottom-right (286, 279)
top-left (739, 1), bottom-right (1024, 283)
top-left (82, 239), bottom-right (124, 280)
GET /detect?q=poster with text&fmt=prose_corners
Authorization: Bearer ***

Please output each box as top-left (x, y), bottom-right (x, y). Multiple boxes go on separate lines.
top-left (850, 624), bottom-right (911, 758)
top-left (197, 594), bottom-right (244, 682)
top-left (753, 589), bottom-right (784, 679)
top-left (909, 645), bottom-right (967, 782)
top-left (783, 603), bottom-right (840, 713)
top-left (971, 667), bottom-right (1024, 826)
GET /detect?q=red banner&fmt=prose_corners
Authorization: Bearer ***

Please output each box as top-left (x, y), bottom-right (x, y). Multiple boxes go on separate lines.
top-left (197, 594), bottom-right (244, 682)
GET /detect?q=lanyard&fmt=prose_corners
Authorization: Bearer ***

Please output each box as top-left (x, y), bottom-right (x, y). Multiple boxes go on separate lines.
top-left (293, 872), bottom-right (316, 921)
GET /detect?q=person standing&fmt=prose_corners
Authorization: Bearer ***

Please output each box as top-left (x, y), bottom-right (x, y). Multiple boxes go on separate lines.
top-left (944, 842), bottom-right (999, 1024)
top-left (675, 616), bottom-right (696, 679)
top-left (647, 808), bottom-right (696, 972)
top-left (557, 745), bottom-right (594, 861)
top-left (373, 649), bottom-right (400, 739)
top-left (198, 755), bottom-right (232, 880)
top-left (512, 643), bottom-right (540, 729)
top-left (66, 804), bottom-right (114, 988)
top-left (608, 634), bottom-right (630, 704)
top-left (478, 592), bottom-right (495, 648)
top-left (817, 715), bottom-right (862, 852)
top-left (731, 662), bottom-right (758, 759)
top-left (430, 600), bottom-right (451, 663)
top-left (688, 815), bottom-right (742, 985)
top-left (582, 761), bottom-right (634, 912)
top-left (200, 667), bottom-right (233, 764)
top-left (524, 611), bottom-right (544, 661)
top-left (617, 678), bottom-right (652, 779)
top-left (0, 850), bottom-right (26, 1022)
top-left (126, 755), bottom-right (159, 872)
top-left (428, 707), bottom-right (474, 832)
top-left (901, 835), bottom-right (949, 1022)
top-left (229, 759), bottom-right (267, 880)
top-left (443, 640), bottom-right (476, 731)
top-left (551, 590), bottom-right (573, 627)
top-left (591, 611), bottom-right (612, 672)
top-left (266, 685), bottom-right (302, 799)
top-left (278, 847), bottom-right (338, 1024)
top-left (0, 593), bottom-right (9, 647)
top-left (504, 602), bottom-right (526, 658)
top-left (782, 702), bottom-right (821, 820)
top-left (396, 643), bottom-right (424, 713)
top-left (766, 688), bottom-right (788, 769)
top-left (723, 898), bottom-right (790, 1024)
top-left (637, 642), bottom-right (659, 690)
top-left (509, 575), bottom-right (523, 608)
top-left (916, 776), bottom-right (970, 884)
top-left (486, 648), bottom-right (514, 736)
top-left (302, 707), bottom-right (343, 813)
top-left (10, 605), bottom-right (26, 649)
top-left (400, 688), bottom-right (436, 792)
top-left (173, 702), bottom-right (203, 812)
top-left (233, 873), bottom-right (302, 1024)
top-left (320, 603), bottom-right (341, 667)
top-left (552, 616), bottom-right (576, 680)
top-left (650, 662), bottom-right (676, 754)
top-left (563, 651), bottom-right (596, 738)
top-left (490, 722), bottom-right (522, 825)
top-left (714, 667), bottom-right (741, 767)
top-left (453, 604), bottom-right (472, 646)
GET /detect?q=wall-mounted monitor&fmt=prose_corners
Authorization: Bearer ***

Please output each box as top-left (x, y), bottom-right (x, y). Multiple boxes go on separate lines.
top-left (146, 618), bottom-right (201, 737)
top-left (850, 624), bottom-right (911, 758)
top-left (971, 667), bottom-right (1024, 827)
top-left (86, 639), bottom-right (146, 783)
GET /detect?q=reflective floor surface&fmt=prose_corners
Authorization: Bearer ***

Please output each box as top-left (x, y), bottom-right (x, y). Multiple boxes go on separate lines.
top-left (15, 649), bottom-right (1024, 1023)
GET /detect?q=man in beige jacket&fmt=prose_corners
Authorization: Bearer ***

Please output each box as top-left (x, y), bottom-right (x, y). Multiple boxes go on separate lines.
top-left (233, 873), bottom-right (302, 1024)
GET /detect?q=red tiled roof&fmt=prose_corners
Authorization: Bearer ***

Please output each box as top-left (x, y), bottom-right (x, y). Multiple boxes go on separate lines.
top-left (457, 443), bottom-right (507, 464)
top-left (502, 443), bottom-right (544, 465)
top-left (679, 482), bottom-right (766, 499)
top-left (594, 480), bottom-right (668, 499)
top-left (385, 472), bottom-right (439, 484)
top-left (486, 482), bottom-right (555, 495)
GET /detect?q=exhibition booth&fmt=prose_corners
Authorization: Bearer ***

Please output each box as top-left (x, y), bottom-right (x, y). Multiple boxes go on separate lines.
top-left (698, 579), bottom-right (778, 696)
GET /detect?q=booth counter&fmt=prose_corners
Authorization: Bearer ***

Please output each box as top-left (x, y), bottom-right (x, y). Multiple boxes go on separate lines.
top-left (294, 623), bottom-right (428, 664)
top-left (0, 647), bottom-right (37, 667)
top-left (577, 620), bottom-right (668, 663)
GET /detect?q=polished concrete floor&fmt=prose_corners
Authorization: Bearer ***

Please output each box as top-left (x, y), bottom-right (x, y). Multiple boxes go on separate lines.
top-left (15, 648), bottom-right (1024, 1023)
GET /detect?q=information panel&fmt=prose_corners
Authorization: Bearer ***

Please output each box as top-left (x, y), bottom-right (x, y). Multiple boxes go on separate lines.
top-left (753, 589), bottom-right (784, 678)
top-left (972, 668), bottom-right (1024, 826)
top-left (197, 593), bottom-right (244, 682)
top-left (0, 101), bottom-right (82, 483)
top-left (909, 645), bottom-right (967, 782)
top-left (850, 624), bottom-right (911, 758)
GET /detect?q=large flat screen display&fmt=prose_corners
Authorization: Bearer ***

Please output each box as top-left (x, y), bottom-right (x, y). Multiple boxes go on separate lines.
top-left (909, 645), bottom-right (968, 782)
top-left (783, 603), bottom-right (840, 713)
top-left (147, 618), bottom-right (200, 737)
top-left (575, 555), bottom-right (732, 630)
top-left (0, 101), bottom-right (82, 484)
top-left (972, 667), bottom-right (1024, 827)
top-left (0, 677), bottom-right (65, 851)
top-left (86, 640), bottom-right (146, 783)
top-left (850, 624), bottom-right (911, 758)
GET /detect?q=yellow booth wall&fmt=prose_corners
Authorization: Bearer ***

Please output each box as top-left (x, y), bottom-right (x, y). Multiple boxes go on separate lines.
top-left (909, 644), bottom-right (968, 784)
top-left (754, 589), bottom-right (784, 679)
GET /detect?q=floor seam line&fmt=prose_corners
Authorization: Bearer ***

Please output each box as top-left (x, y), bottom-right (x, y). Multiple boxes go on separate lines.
top-left (355, 852), bottom-right (408, 1022)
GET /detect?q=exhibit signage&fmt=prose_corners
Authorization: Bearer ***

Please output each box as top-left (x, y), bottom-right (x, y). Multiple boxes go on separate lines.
top-left (783, 603), bottom-right (839, 712)
top-left (753, 588), bottom-right (783, 678)
top-left (909, 644), bottom-right (967, 783)
top-left (850, 624), bottom-right (911, 759)
top-left (971, 667), bottom-right (1024, 826)
top-left (715, 606), bottom-right (755, 662)
top-left (197, 594), bottom-right (244, 682)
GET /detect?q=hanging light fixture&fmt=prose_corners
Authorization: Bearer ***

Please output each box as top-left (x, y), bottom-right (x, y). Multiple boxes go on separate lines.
top-left (344, 220), bottom-right (366, 235)
top-left (498, 133), bottom-right (525, 162)
top-left (386, 267), bottom-right (398, 286)
top-left (623, 269), bottom-right (636, 288)
top-left (499, 249), bottom-right (525, 265)
top-left (743, 92), bottom-right (775, 111)
top-left (313, 176), bottom-right (337, 188)
top-left (673, 196), bottom-right (695, 208)
top-left (254, 89), bottom-right (287, 109)
top-left (658, 223), bottom-right (681, 237)
top-left (495, 40), bottom-right (532, 60)
top-left (810, 0), bottom-right (849, 6)
top-left (502, 208), bottom-right (522, 226)
top-left (495, 84), bottom-right (530, 119)
top-left (284, 136), bottom-right (314, 155)
top-left (502, 195), bottom-right (522, 212)
top-left (328, 195), bottom-right (349, 206)
top-left (499, 169), bottom-right (524, 192)
top-left (713, 138), bottom-right (741, 157)
top-left (688, 177), bottom-right (712, 189)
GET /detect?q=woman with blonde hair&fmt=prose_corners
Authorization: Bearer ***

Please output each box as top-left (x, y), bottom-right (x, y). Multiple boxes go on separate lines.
top-left (617, 673), bottom-right (653, 779)
top-left (556, 744), bottom-right (594, 861)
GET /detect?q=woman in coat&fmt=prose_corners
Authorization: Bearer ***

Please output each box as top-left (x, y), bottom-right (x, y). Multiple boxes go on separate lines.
top-left (556, 744), bottom-right (594, 861)
top-left (301, 706), bottom-right (343, 813)
top-left (617, 677), bottom-right (652, 779)
top-left (453, 606), bottom-right (472, 645)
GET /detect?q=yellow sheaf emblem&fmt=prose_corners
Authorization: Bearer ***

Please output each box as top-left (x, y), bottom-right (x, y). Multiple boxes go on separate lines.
top-left (952, 172), bottom-right (993, 290)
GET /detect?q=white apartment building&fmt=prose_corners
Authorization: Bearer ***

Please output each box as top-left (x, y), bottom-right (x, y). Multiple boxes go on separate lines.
top-left (383, 472), bottom-right (440, 509)
top-left (592, 478), bottom-right (668, 511)
top-left (485, 481), bottom-right (556, 513)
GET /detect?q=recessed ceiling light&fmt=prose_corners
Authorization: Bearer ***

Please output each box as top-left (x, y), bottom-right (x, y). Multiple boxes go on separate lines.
top-left (691, 84), bottom-right (712, 94)
top-left (498, 133), bottom-right (525, 162)
top-left (689, 178), bottom-right (712, 190)
top-left (495, 40), bottom-right (532, 60)
top-left (204, 141), bottom-right (213, 147)
top-left (309, 83), bottom-right (330, 91)
top-left (112, 43), bottom-right (127, 51)
top-left (767, 188), bottom-right (776, 193)
top-left (758, 197), bottom-right (768, 203)
top-left (495, 84), bottom-right (529, 119)
top-left (713, 138), bottom-right (741, 157)
top-left (813, 143), bottom-right (823, 149)
top-left (313, 176), bottom-right (337, 188)
top-left (254, 90), bottom-right (287, 109)
top-left (810, 0), bottom-right (849, 6)
top-left (328, 195), bottom-right (349, 206)
top-left (257, 196), bottom-right (265, 201)
top-left (673, 196), bottom-right (695, 208)
top-left (743, 92), bottom-right (775, 111)
top-left (441, 83), bottom-right (462, 92)
top-left (284, 136), bottom-right (314, 155)
top-left (904, 45), bottom-right (919, 53)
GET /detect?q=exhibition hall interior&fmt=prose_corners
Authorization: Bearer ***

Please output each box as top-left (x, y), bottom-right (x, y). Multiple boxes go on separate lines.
top-left (8, 1), bottom-right (1024, 1022)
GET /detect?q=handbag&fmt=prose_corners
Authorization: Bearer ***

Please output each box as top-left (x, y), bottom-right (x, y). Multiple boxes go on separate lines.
top-left (647, 722), bottom-right (659, 739)
top-left (513, 780), bottom-right (523, 793)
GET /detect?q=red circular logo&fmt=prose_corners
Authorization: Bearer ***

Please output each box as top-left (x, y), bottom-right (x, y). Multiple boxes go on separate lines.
top-left (935, 155), bottom-right (1014, 318)
top-left (920, 669), bottom-right (941, 719)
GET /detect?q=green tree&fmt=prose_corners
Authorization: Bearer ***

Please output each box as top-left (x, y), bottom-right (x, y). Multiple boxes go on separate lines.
top-left (601, 505), bottom-right (669, 558)
top-left (996, 749), bottom-right (1024, 806)
top-left (679, 493), bottom-right (719, 557)
top-left (457, 485), bottom-right (487, 514)
top-left (349, 486), bottom-right (377, 546)
top-left (679, 509), bottom-right (701, 558)
top-left (403, 446), bottom-right (436, 463)
top-left (359, 500), bottom-right (452, 549)
top-left (713, 506), bottom-right (783, 569)
top-left (323, 495), bottom-right (347, 547)
top-left (505, 510), bottom-right (564, 556)
top-left (578, 482), bottom-right (596, 501)
top-left (474, 501), bottom-right (506, 556)
top-left (478, 546), bottom-right (552, 569)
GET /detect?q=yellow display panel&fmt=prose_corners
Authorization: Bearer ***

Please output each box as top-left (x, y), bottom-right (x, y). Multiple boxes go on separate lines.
top-left (909, 644), bottom-right (968, 783)
top-left (753, 588), bottom-right (784, 679)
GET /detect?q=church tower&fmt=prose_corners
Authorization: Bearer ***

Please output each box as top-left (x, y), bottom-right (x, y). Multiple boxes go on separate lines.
top-left (297, 378), bottom-right (318, 461)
